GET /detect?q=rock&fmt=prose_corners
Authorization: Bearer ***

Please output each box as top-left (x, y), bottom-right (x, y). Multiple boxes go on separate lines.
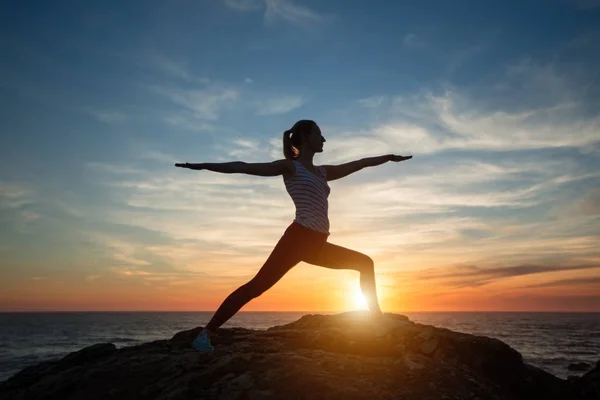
top-left (419, 337), bottom-right (438, 355)
top-left (569, 359), bottom-right (600, 400)
top-left (60, 343), bottom-right (117, 367)
top-left (0, 312), bottom-right (583, 400)
top-left (568, 362), bottom-right (591, 372)
top-left (403, 354), bottom-right (426, 370)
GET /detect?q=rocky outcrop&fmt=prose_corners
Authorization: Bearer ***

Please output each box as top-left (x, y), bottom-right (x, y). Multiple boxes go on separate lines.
top-left (0, 312), bottom-right (596, 400)
top-left (570, 360), bottom-right (600, 400)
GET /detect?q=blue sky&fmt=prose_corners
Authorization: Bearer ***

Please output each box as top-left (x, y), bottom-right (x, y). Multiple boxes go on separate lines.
top-left (1, 0), bottom-right (599, 311)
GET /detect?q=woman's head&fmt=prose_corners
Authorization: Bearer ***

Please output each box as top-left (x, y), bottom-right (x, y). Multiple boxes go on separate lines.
top-left (282, 120), bottom-right (326, 160)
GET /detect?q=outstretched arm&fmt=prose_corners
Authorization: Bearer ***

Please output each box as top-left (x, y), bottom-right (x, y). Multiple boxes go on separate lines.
top-left (175, 159), bottom-right (293, 177)
top-left (323, 154), bottom-right (412, 181)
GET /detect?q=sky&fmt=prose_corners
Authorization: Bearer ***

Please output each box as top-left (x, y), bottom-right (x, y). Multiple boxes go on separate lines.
top-left (1, 0), bottom-right (599, 312)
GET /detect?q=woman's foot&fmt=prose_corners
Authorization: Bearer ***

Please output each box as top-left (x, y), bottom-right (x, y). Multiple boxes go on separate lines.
top-left (192, 328), bottom-right (214, 352)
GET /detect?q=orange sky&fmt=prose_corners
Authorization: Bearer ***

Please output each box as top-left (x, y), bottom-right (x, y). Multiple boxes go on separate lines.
top-left (2, 255), bottom-right (599, 312)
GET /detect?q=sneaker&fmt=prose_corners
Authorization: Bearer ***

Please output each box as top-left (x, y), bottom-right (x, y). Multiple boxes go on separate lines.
top-left (192, 329), bottom-right (214, 352)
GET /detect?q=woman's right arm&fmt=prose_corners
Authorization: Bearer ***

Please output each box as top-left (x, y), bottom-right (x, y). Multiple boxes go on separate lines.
top-left (175, 159), bottom-right (293, 177)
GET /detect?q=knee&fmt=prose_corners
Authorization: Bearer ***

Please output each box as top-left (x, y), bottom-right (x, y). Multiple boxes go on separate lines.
top-left (359, 255), bottom-right (375, 273)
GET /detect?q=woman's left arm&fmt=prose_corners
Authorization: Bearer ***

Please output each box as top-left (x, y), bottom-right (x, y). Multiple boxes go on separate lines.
top-left (322, 154), bottom-right (412, 181)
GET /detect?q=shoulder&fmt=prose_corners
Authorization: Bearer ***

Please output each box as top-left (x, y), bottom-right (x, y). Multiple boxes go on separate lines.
top-left (278, 159), bottom-right (296, 180)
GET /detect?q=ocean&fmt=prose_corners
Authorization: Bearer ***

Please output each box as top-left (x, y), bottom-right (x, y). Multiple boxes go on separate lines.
top-left (0, 311), bottom-right (598, 382)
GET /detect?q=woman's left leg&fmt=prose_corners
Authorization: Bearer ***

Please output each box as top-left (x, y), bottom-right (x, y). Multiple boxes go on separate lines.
top-left (303, 242), bottom-right (383, 316)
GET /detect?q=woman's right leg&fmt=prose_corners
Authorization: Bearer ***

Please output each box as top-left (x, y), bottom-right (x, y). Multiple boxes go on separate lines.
top-left (204, 227), bottom-right (302, 332)
top-left (303, 242), bottom-right (383, 317)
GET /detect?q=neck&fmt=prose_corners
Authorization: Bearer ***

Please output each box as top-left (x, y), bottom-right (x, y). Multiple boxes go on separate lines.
top-left (297, 151), bottom-right (315, 165)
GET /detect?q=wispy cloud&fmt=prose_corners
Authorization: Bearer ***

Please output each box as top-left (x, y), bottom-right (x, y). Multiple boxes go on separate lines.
top-left (415, 264), bottom-right (600, 288)
top-left (224, 0), bottom-right (325, 26)
top-left (264, 0), bottom-right (324, 25)
top-left (354, 58), bottom-right (600, 155)
top-left (83, 231), bottom-right (151, 268)
top-left (568, 188), bottom-right (600, 215)
top-left (132, 51), bottom-right (211, 84)
top-left (402, 33), bottom-right (425, 48)
top-left (86, 162), bottom-right (145, 175)
top-left (163, 113), bottom-right (217, 133)
top-left (358, 95), bottom-right (386, 108)
top-left (0, 182), bottom-right (35, 209)
top-left (148, 83), bottom-right (240, 120)
top-left (224, 0), bottom-right (263, 12)
top-left (223, 138), bottom-right (261, 158)
top-left (520, 275), bottom-right (600, 289)
top-left (0, 182), bottom-right (40, 233)
top-left (79, 106), bottom-right (127, 123)
top-left (255, 94), bottom-right (305, 115)
top-left (149, 54), bottom-right (210, 84)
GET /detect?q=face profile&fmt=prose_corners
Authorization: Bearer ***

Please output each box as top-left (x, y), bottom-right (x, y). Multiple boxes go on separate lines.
top-left (306, 124), bottom-right (326, 153)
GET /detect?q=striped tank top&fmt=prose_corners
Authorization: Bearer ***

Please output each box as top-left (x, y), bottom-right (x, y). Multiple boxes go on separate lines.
top-left (283, 160), bottom-right (331, 234)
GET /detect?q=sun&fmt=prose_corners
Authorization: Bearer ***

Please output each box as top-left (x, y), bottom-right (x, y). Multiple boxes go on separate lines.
top-left (352, 289), bottom-right (368, 310)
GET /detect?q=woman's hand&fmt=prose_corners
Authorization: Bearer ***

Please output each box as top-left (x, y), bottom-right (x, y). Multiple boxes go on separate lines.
top-left (175, 163), bottom-right (204, 169)
top-left (389, 155), bottom-right (413, 162)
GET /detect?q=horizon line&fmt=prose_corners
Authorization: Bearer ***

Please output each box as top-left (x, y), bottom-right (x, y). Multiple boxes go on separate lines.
top-left (1, 310), bottom-right (599, 313)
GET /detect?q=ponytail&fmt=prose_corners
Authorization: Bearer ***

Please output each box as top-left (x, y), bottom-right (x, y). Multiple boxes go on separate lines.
top-left (282, 129), bottom-right (298, 160)
top-left (282, 120), bottom-right (316, 160)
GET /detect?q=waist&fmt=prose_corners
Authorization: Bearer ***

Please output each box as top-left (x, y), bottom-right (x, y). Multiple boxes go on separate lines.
top-left (288, 220), bottom-right (330, 238)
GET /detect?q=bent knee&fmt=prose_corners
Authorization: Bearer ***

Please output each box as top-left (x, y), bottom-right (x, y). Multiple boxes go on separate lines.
top-left (358, 255), bottom-right (374, 273)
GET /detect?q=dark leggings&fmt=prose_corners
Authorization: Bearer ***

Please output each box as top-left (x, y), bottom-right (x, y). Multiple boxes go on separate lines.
top-left (205, 221), bottom-right (382, 331)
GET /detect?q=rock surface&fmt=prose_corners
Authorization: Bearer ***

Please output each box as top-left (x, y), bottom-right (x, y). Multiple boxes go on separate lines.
top-left (1, 312), bottom-right (597, 400)
top-left (568, 362), bottom-right (592, 372)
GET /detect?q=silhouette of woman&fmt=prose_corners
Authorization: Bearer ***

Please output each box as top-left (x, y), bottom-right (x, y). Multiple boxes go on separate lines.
top-left (175, 120), bottom-right (412, 351)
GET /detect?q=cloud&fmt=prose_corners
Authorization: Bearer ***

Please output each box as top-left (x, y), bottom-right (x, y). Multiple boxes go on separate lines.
top-left (86, 162), bottom-right (145, 175)
top-left (224, 0), bottom-right (325, 26)
top-left (84, 143), bottom-right (598, 269)
top-left (227, 138), bottom-right (261, 157)
top-left (520, 276), bottom-right (600, 289)
top-left (0, 182), bottom-right (40, 233)
top-left (163, 113), bottom-right (217, 133)
top-left (358, 96), bottom-right (386, 108)
top-left (414, 264), bottom-right (600, 288)
top-left (83, 47), bottom-right (600, 276)
top-left (255, 95), bottom-right (304, 115)
top-left (264, 0), bottom-right (324, 25)
top-left (0, 182), bottom-right (35, 209)
top-left (83, 231), bottom-right (152, 268)
top-left (137, 52), bottom-right (210, 84)
top-left (402, 33), bottom-right (425, 48)
top-left (80, 107), bottom-right (127, 123)
top-left (224, 0), bottom-right (263, 11)
top-left (568, 188), bottom-right (600, 215)
top-left (151, 55), bottom-right (210, 84)
top-left (356, 58), bottom-right (600, 154)
top-left (148, 84), bottom-right (240, 120)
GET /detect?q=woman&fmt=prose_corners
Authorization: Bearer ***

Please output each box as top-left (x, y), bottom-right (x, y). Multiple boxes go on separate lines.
top-left (175, 120), bottom-right (412, 351)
